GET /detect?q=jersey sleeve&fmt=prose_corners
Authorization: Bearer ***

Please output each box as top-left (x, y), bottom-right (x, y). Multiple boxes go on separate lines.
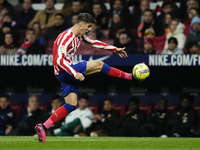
top-left (56, 33), bottom-right (78, 77)
top-left (82, 34), bottom-right (117, 51)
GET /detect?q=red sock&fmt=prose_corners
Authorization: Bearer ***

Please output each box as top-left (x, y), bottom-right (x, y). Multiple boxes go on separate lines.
top-left (108, 67), bottom-right (132, 80)
top-left (43, 106), bottom-right (68, 129)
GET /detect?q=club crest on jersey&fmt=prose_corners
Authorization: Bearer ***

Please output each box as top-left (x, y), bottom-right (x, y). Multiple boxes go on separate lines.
top-left (59, 46), bottom-right (65, 52)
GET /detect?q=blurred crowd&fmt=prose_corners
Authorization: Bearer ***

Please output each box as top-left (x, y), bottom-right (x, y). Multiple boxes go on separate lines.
top-left (0, 0), bottom-right (200, 55)
top-left (1, 93), bottom-right (200, 137)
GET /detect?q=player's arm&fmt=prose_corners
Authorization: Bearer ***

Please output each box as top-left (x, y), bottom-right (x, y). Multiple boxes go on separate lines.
top-left (82, 34), bottom-right (127, 58)
top-left (56, 49), bottom-right (84, 81)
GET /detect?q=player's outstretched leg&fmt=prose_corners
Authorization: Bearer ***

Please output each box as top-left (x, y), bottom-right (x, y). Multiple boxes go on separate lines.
top-left (35, 93), bottom-right (77, 143)
top-left (86, 61), bottom-right (132, 80)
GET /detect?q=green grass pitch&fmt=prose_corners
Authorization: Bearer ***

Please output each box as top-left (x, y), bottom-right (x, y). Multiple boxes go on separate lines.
top-left (0, 136), bottom-right (200, 150)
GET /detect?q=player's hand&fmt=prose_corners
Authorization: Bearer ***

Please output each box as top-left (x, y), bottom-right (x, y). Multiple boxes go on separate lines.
top-left (114, 47), bottom-right (128, 58)
top-left (75, 73), bottom-right (85, 81)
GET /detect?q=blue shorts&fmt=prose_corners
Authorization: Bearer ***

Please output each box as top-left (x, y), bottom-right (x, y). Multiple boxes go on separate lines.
top-left (55, 60), bottom-right (87, 97)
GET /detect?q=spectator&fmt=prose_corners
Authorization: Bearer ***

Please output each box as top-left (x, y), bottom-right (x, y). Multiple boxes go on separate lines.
top-left (133, 0), bottom-right (150, 28)
top-left (112, 96), bottom-right (146, 137)
top-left (0, 6), bottom-right (9, 28)
top-left (86, 24), bottom-right (104, 40)
top-left (92, 2), bottom-right (108, 29)
top-left (160, 13), bottom-right (173, 36)
top-left (0, 22), bottom-right (11, 44)
top-left (17, 28), bottom-right (45, 54)
top-left (185, 16), bottom-right (200, 48)
top-left (0, 32), bottom-right (18, 54)
top-left (44, 13), bottom-right (65, 41)
top-left (140, 98), bottom-right (169, 137)
top-left (5, 95), bottom-right (45, 136)
top-left (164, 19), bottom-right (186, 50)
top-left (113, 25), bottom-right (131, 47)
top-left (0, 0), bottom-right (14, 16)
top-left (0, 94), bottom-right (13, 135)
top-left (45, 95), bottom-right (63, 136)
top-left (108, 13), bottom-right (124, 39)
top-left (183, 7), bottom-right (199, 36)
top-left (109, 0), bottom-right (132, 28)
top-left (61, 0), bottom-right (81, 16)
top-left (162, 37), bottom-right (183, 55)
top-left (138, 38), bottom-right (156, 54)
top-left (137, 28), bottom-right (156, 50)
top-left (117, 31), bottom-right (137, 54)
top-left (162, 93), bottom-right (197, 137)
top-left (32, 22), bottom-right (44, 45)
top-left (0, 22), bottom-right (17, 46)
top-left (17, 0), bottom-right (37, 29)
top-left (65, 0), bottom-right (82, 28)
top-left (144, 28), bottom-right (156, 38)
top-left (137, 9), bottom-right (160, 38)
top-left (187, 0), bottom-right (199, 13)
top-left (157, 2), bottom-right (173, 30)
top-left (81, 98), bottom-right (120, 137)
top-left (54, 94), bottom-right (93, 136)
top-left (82, 0), bottom-right (107, 14)
top-left (71, 13), bottom-right (78, 25)
top-left (28, 0), bottom-right (60, 29)
top-left (185, 41), bottom-right (198, 54)
top-left (2, 13), bottom-right (17, 28)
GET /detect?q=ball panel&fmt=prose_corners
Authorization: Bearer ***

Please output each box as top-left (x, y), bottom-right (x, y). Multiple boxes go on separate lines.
top-left (132, 63), bottom-right (150, 81)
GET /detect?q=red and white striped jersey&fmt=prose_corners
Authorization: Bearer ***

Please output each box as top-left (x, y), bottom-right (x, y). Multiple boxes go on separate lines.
top-left (53, 28), bottom-right (117, 76)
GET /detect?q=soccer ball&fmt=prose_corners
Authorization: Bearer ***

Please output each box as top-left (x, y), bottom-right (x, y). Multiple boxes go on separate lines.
top-left (132, 63), bottom-right (150, 81)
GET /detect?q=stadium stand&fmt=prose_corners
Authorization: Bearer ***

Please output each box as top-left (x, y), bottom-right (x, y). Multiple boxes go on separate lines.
top-left (88, 105), bottom-right (99, 114)
top-left (113, 104), bottom-right (126, 115)
top-left (139, 105), bottom-right (152, 115)
top-left (10, 104), bottom-right (22, 116)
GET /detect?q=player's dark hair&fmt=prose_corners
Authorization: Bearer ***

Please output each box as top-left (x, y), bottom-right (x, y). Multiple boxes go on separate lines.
top-left (162, 1), bottom-right (172, 8)
top-left (186, 41), bottom-right (198, 50)
top-left (77, 13), bottom-right (96, 24)
top-left (51, 95), bottom-right (61, 102)
top-left (45, 0), bottom-right (56, 4)
top-left (128, 96), bottom-right (140, 105)
top-left (55, 13), bottom-right (65, 20)
top-left (168, 37), bottom-right (178, 46)
top-left (26, 28), bottom-right (36, 34)
top-left (180, 93), bottom-right (194, 103)
top-left (0, 94), bottom-right (10, 101)
top-left (103, 98), bottom-right (113, 104)
top-left (79, 93), bottom-right (89, 101)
